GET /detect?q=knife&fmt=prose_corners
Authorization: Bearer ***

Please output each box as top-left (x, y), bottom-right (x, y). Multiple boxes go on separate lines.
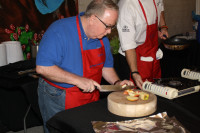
top-left (99, 85), bottom-right (137, 92)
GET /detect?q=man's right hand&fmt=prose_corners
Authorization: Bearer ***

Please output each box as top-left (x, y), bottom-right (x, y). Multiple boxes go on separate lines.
top-left (76, 77), bottom-right (101, 93)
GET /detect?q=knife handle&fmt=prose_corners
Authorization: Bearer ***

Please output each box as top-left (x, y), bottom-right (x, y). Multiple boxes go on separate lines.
top-left (79, 86), bottom-right (99, 92)
top-left (95, 86), bottom-right (98, 90)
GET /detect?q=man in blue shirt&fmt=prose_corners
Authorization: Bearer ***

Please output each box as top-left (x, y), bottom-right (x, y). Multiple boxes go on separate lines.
top-left (36, 0), bottom-right (133, 133)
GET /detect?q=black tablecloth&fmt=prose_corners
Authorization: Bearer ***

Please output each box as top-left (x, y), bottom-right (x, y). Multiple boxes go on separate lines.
top-left (46, 42), bottom-right (200, 133)
top-left (0, 60), bottom-right (42, 131)
top-left (47, 92), bottom-right (200, 133)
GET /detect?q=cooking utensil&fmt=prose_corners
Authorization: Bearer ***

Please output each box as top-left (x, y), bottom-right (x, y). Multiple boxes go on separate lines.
top-left (99, 85), bottom-right (137, 92)
top-left (18, 68), bottom-right (36, 75)
top-left (163, 34), bottom-right (168, 39)
top-left (162, 34), bottom-right (194, 50)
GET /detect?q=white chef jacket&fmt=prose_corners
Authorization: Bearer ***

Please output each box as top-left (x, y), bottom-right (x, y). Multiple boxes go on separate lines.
top-left (117, 0), bottom-right (164, 56)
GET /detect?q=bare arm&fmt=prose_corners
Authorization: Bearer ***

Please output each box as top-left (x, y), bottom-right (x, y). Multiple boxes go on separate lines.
top-left (158, 11), bottom-right (169, 39)
top-left (159, 11), bottom-right (166, 27)
top-left (125, 49), bottom-right (143, 89)
top-left (102, 67), bottom-right (120, 85)
top-left (125, 49), bottom-right (137, 72)
top-left (102, 67), bottom-right (133, 86)
top-left (36, 65), bottom-right (101, 92)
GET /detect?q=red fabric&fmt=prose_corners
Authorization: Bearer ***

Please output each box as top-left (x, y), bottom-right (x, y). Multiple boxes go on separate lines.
top-left (132, 0), bottom-right (161, 82)
top-left (44, 15), bottom-right (105, 109)
top-left (65, 16), bottom-right (105, 109)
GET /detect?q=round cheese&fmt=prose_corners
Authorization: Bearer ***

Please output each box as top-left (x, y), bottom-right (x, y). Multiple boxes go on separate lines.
top-left (107, 90), bottom-right (157, 117)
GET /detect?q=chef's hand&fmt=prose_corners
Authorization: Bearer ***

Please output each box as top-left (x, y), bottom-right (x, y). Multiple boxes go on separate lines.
top-left (115, 80), bottom-right (134, 86)
top-left (158, 28), bottom-right (169, 40)
top-left (76, 77), bottom-right (101, 93)
top-left (132, 73), bottom-right (143, 89)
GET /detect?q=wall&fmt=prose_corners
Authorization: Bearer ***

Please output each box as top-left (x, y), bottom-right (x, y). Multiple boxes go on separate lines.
top-left (78, 0), bottom-right (196, 37)
top-left (0, 0), bottom-right (78, 43)
top-left (79, 0), bottom-right (119, 12)
top-left (196, 0), bottom-right (200, 15)
top-left (164, 0), bottom-right (196, 36)
top-left (78, 0), bottom-right (92, 12)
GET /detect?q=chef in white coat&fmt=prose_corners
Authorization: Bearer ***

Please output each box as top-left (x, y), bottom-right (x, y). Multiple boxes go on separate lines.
top-left (117, 0), bottom-right (169, 89)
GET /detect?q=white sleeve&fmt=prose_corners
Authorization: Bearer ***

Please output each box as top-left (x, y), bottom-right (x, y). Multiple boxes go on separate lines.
top-left (157, 0), bottom-right (164, 24)
top-left (160, 0), bottom-right (164, 11)
top-left (117, 1), bottom-right (137, 52)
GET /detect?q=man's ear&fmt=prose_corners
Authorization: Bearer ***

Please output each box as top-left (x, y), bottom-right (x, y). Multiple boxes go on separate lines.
top-left (89, 14), bottom-right (97, 25)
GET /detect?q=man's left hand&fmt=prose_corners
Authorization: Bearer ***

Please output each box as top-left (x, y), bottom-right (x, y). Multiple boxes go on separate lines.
top-left (115, 80), bottom-right (134, 86)
top-left (158, 28), bottom-right (169, 40)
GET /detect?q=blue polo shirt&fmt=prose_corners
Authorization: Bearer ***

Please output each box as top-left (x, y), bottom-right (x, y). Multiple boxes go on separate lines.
top-left (36, 12), bottom-right (114, 88)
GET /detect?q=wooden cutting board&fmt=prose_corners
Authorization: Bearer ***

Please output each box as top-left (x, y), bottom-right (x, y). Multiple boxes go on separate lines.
top-left (107, 90), bottom-right (157, 117)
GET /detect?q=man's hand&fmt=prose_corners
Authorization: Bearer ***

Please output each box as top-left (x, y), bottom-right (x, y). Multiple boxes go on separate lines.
top-left (114, 79), bottom-right (134, 86)
top-left (158, 28), bottom-right (169, 40)
top-left (75, 77), bottom-right (101, 93)
top-left (132, 73), bottom-right (143, 89)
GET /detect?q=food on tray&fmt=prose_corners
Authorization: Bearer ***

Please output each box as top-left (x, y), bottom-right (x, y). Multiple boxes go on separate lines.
top-left (122, 84), bottom-right (127, 88)
top-left (123, 90), bottom-right (129, 95)
top-left (128, 91), bottom-right (140, 97)
top-left (126, 96), bottom-right (139, 101)
top-left (139, 92), bottom-right (149, 100)
top-left (123, 89), bottom-right (133, 94)
top-left (124, 89), bottom-right (149, 101)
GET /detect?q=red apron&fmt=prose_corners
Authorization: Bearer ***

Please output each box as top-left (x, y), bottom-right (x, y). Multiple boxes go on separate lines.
top-left (131, 0), bottom-right (161, 82)
top-left (44, 15), bottom-right (105, 109)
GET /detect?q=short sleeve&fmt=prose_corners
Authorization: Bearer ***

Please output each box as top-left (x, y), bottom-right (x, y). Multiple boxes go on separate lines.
top-left (103, 37), bottom-right (113, 68)
top-left (36, 26), bottom-right (64, 66)
top-left (117, 1), bottom-right (137, 51)
top-left (160, 0), bottom-right (164, 11)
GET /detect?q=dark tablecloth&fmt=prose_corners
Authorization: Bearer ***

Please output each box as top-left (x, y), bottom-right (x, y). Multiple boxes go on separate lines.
top-left (46, 42), bottom-right (200, 133)
top-left (0, 60), bottom-right (42, 131)
top-left (47, 92), bottom-right (200, 133)
top-left (1, 41), bottom-right (200, 132)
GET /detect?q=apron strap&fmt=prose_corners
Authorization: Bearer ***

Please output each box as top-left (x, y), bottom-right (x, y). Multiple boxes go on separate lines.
top-left (138, 0), bottom-right (158, 25)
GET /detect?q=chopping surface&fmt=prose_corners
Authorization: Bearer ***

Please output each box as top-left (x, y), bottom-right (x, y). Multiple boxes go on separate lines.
top-left (107, 90), bottom-right (155, 105)
top-left (107, 90), bottom-right (157, 117)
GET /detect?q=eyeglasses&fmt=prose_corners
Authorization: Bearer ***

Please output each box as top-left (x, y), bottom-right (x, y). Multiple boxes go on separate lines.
top-left (95, 15), bottom-right (116, 30)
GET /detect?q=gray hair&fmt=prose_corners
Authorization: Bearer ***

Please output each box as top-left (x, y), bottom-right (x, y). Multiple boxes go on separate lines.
top-left (84, 0), bottom-right (119, 18)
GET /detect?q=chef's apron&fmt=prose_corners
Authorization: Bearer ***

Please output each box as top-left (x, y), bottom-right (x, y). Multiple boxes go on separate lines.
top-left (131, 0), bottom-right (161, 82)
top-left (44, 15), bottom-right (105, 109)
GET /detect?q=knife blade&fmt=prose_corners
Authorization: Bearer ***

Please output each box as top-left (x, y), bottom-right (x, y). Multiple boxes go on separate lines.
top-left (99, 85), bottom-right (137, 92)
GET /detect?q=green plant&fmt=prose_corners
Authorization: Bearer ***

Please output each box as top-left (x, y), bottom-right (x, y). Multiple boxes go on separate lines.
top-left (109, 36), bottom-right (120, 54)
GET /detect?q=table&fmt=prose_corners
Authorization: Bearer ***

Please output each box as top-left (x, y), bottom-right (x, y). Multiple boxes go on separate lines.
top-left (0, 60), bottom-right (42, 131)
top-left (47, 92), bottom-right (200, 133)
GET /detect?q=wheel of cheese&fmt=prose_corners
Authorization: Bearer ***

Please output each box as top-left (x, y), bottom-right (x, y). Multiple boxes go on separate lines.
top-left (107, 90), bottom-right (157, 117)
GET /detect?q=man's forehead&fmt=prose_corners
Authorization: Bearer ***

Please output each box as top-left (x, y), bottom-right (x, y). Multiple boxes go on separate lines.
top-left (101, 9), bottom-right (118, 18)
